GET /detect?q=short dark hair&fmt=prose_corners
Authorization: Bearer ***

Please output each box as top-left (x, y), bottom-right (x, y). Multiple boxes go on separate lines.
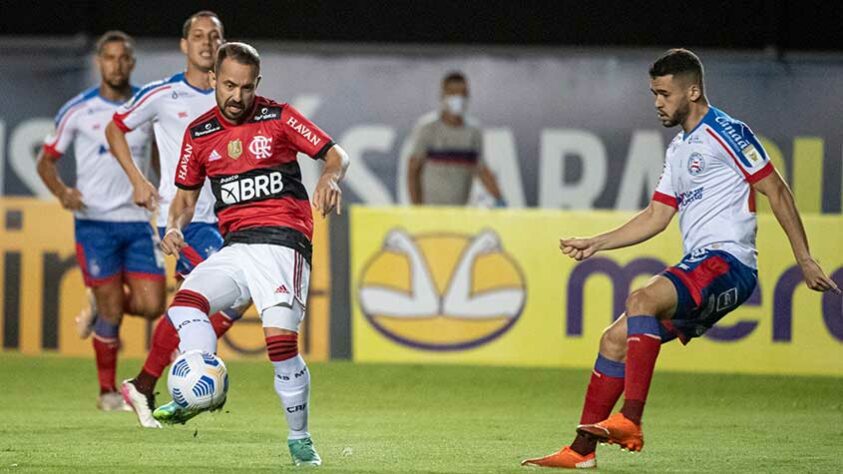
top-left (215, 42), bottom-right (261, 73)
top-left (182, 10), bottom-right (223, 38)
top-left (442, 71), bottom-right (467, 88)
top-left (649, 48), bottom-right (704, 89)
top-left (95, 30), bottom-right (134, 56)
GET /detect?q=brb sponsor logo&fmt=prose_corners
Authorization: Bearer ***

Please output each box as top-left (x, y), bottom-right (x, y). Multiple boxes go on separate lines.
top-left (358, 229), bottom-right (526, 350)
top-left (220, 172), bottom-right (284, 205)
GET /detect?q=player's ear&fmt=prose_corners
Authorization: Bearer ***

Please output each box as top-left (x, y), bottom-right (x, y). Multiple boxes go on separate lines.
top-left (688, 83), bottom-right (702, 102)
top-left (179, 38), bottom-right (188, 56)
top-left (209, 70), bottom-right (217, 89)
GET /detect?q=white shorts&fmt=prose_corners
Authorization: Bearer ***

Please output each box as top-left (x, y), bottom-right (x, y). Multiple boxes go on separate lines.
top-left (179, 243), bottom-right (310, 331)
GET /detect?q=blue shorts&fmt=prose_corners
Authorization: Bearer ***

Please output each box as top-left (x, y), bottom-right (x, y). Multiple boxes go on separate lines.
top-left (74, 219), bottom-right (165, 287)
top-left (158, 222), bottom-right (224, 279)
top-left (660, 249), bottom-right (758, 344)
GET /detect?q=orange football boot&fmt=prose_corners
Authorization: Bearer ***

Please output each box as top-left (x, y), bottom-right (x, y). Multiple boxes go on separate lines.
top-left (577, 412), bottom-right (644, 452)
top-left (520, 446), bottom-right (596, 469)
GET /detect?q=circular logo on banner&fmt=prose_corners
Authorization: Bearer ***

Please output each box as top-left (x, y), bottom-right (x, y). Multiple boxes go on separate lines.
top-left (358, 229), bottom-right (526, 351)
top-left (687, 152), bottom-right (706, 175)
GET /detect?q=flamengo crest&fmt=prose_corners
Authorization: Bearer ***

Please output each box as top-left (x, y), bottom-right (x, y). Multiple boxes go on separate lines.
top-left (249, 135), bottom-right (273, 159)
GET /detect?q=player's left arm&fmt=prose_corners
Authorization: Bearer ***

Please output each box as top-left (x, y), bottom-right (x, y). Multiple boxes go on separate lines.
top-left (753, 170), bottom-right (840, 293)
top-left (313, 145), bottom-right (350, 217)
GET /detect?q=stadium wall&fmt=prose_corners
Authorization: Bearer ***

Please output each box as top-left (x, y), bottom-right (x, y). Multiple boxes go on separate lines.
top-left (350, 206), bottom-right (843, 376)
top-left (1, 42), bottom-right (841, 369)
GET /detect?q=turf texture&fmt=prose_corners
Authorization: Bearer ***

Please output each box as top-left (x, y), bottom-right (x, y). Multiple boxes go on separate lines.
top-left (0, 353), bottom-right (841, 472)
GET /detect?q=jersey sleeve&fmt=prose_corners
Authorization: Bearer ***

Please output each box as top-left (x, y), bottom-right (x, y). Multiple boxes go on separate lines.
top-left (708, 122), bottom-right (774, 184)
top-left (174, 128), bottom-right (206, 190)
top-left (279, 105), bottom-right (335, 159)
top-left (42, 98), bottom-right (82, 159)
top-left (112, 82), bottom-right (169, 132)
top-left (651, 158), bottom-right (677, 209)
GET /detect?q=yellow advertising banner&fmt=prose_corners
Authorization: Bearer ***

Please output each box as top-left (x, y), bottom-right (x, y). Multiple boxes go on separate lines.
top-left (0, 198), bottom-right (330, 361)
top-left (350, 206), bottom-right (843, 376)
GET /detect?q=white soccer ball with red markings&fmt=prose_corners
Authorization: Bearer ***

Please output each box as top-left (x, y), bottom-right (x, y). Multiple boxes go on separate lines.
top-left (167, 350), bottom-right (229, 410)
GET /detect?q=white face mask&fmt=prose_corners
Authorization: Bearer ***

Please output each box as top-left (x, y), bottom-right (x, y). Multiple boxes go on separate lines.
top-left (442, 95), bottom-right (467, 116)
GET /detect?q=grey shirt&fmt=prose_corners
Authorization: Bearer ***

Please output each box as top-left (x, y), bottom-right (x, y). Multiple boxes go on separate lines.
top-left (410, 117), bottom-right (483, 205)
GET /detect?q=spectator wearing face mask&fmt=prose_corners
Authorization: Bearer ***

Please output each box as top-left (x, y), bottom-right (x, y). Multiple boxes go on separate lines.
top-left (407, 71), bottom-right (505, 206)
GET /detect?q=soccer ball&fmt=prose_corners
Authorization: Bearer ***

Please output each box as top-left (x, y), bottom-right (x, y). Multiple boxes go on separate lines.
top-left (167, 350), bottom-right (228, 410)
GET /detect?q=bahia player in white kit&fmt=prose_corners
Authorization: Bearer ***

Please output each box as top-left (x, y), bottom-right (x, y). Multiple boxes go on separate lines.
top-left (36, 31), bottom-right (166, 411)
top-left (523, 48), bottom-right (839, 470)
top-left (105, 11), bottom-right (248, 429)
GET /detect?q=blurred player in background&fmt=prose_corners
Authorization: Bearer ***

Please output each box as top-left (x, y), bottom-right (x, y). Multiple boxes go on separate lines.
top-left (158, 42), bottom-right (348, 466)
top-left (36, 31), bottom-right (165, 411)
top-left (523, 48), bottom-right (840, 469)
top-left (407, 71), bottom-right (504, 206)
top-left (105, 11), bottom-right (248, 428)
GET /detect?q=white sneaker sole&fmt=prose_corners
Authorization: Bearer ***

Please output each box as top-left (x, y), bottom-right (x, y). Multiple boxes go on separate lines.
top-left (121, 380), bottom-right (162, 429)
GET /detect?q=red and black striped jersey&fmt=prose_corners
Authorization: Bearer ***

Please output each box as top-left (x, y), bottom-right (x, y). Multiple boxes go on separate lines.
top-left (175, 96), bottom-right (334, 245)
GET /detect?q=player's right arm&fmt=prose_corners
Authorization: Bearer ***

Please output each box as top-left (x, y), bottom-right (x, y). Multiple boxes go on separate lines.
top-left (36, 148), bottom-right (83, 210)
top-left (407, 124), bottom-right (430, 205)
top-left (106, 82), bottom-right (171, 211)
top-left (560, 201), bottom-right (676, 261)
top-left (105, 120), bottom-right (158, 210)
top-left (37, 97), bottom-right (84, 210)
top-left (560, 160), bottom-right (677, 261)
top-left (162, 126), bottom-right (206, 255)
top-left (161, 187), bottom-right (199, 256)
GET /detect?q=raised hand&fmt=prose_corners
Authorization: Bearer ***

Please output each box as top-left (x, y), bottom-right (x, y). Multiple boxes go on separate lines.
top-left (559, 237), bottom-right (601, 261)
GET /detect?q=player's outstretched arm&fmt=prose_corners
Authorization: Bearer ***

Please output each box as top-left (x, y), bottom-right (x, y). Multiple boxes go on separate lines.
top-left (753, 170), bottom-right (840, 293)
top-left (313, 145), bottom-right (350, 217)
top-left (560, 200), bottom-right (675, 261)
top-left (161, 188), bottom-right (199, 256)
top-left (105, 121), bottom-right (159, 211)
top-left (35, 149), bottom-right (84, 211)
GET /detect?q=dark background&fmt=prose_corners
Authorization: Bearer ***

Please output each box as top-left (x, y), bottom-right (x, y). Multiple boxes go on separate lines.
top-left (2, 0), bottom-right (841, 52)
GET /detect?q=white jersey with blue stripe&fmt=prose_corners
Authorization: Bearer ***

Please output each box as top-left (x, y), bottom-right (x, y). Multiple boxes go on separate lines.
top-left (113, 72), bottom-right (217, 227)
top-left (652, 106), bottom-right (775, 269)
top-left (43, 86), bottom-right (153, 222)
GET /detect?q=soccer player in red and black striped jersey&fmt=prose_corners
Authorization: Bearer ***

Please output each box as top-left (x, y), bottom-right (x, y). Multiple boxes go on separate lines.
top-left (155, 42), bottom-right (348, 467)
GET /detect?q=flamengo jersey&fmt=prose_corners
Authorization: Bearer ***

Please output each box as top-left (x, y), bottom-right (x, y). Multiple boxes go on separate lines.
top-left (112, 72), bottom-right (217, 227)
top-left (652, 106), bottom-right (774, 269)
top-left (43, 86), bottom-right (152, 222)
top-left (175, 96), bottom-right (334, 246)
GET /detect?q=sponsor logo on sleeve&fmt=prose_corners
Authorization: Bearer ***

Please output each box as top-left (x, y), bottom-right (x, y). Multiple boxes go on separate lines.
top-left (286, 116), bottom-right (322, 147)
top-left (251, 106), bottom-right (281, 122)
top-left (191, 119), bottom-right (222, 138)
top-left (177, 144), bottom-right (192, 181)
top-left (741, 144), bottom-right (763, 164)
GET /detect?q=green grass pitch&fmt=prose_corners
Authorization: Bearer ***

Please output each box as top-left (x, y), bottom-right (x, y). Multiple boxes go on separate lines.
top-left (1, 353), bottom-right (841, 472)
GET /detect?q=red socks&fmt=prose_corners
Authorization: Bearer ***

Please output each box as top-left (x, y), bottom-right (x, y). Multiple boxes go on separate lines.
top-left (571, 355), bottom-right (625, 455)
top-left (92, 317), bottom-right (120, 394)
top-left (621, 315), bottom-right (662, 425)
top-left (266, 334), bottom-right (298, 362)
